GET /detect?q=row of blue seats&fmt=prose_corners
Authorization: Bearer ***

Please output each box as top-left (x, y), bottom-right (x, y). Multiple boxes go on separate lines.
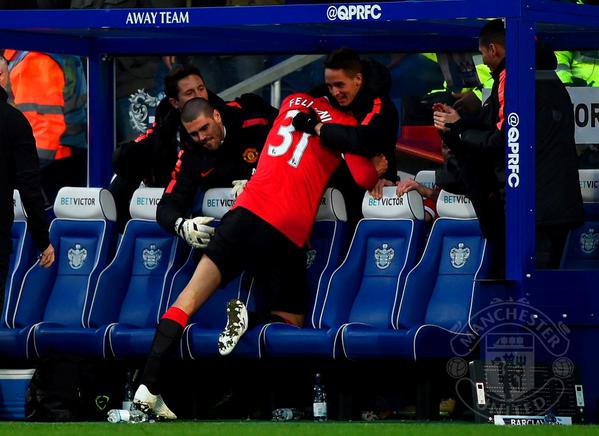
top-left (2, 183), bottom-right (498, 366)
top-left (415, 169), bottom-right (599, 269)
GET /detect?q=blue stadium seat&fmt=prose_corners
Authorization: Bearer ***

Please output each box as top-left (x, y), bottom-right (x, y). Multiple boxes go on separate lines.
top-left (263, 187), bottom-right (425, 359)
top-left (91, 188), bottom-right (187, 359)
top-left (305, 188), bottom-right (350, 329)
top-left (560, 169), bottom-right (599, 269)
top-left (0, 188), bottom-right (117, 360)
top-left (177, 188), bottom-right (259, 359)
top-left (340, 190), bottom-right (489, 361)
top-left (414, 170), bottom-right (438, 220)
top-left (2, 191), bottom-right (37, 329)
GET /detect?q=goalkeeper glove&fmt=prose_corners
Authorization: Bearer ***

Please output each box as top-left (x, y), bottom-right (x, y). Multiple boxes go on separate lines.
top-left (231, 179), bottom-right (248, 199)
top-left (174, 216), bottom-right (215, 248)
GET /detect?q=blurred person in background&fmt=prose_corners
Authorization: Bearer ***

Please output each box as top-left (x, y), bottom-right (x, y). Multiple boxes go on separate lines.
top-left (3, 49), bottom-right (87, 205)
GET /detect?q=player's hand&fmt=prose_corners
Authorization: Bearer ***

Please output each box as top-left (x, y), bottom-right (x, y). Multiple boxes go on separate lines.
top-left (433, 106), bottom-right (460, 132)
top-left (369, 178), bottom-right (394, 200)
top-left (175, 216), bottom-right (215, 248)
top-left (452, 91), bottom-right (481, 114)
top-left (396, 179), bottom-right (420, 197)
top-left (38, 244), bottom-right (55, 268)
top-left (292, 110), bottom-right (319, 135)
top-left (231, 179), bottom-right (247, 198)
top-left (371, 154), bottom-right (388, 177)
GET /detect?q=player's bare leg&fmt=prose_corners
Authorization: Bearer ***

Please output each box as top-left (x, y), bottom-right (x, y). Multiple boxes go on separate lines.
top-left (134, 255), bottom-right (222, 419)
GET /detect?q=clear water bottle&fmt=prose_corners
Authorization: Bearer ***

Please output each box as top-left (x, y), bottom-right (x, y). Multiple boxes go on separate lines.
top-left (313, 373), bottom-right (327, 422)
top-left (107, 408), bottom-right (148, 423)
top-left (272, 407), bottom-right (303, 421)
top-left (122, 372), bottom-right (134, 411)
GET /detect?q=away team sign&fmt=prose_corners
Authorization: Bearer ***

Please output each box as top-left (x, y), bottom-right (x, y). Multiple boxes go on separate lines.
top-left (124, 5), bottom-right (384, 26)
top-left (125, 10), bottom-right (189, 25)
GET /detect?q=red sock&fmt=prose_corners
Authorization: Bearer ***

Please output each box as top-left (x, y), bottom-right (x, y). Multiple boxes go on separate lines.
top-left (161, 306), bottom-right (189, 328)
top-left (274, 314), bottom-right (297, 326)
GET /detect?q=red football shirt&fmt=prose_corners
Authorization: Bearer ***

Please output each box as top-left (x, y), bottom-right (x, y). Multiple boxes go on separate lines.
top-left (234, 93), bottom-right (378, 247)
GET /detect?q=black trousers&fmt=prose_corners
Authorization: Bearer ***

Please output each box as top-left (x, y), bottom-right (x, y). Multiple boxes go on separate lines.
top-left (536, 224), bottom-right (570, 269)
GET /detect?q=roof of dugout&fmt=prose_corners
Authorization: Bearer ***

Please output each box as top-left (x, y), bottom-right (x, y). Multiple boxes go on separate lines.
top-left (0, 1), bottom-right (599, 56)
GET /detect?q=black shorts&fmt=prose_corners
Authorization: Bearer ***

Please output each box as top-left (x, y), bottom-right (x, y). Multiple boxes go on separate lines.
top-left (204, 207), bottom-right (309, 315)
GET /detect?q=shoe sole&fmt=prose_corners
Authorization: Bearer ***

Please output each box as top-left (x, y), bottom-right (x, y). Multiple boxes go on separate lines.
top-left (133, 399), bottom-right (177, 421)
top-left (218, 299), bottom-right (248, 356)
top-left (133, 399), bottom-right (151, 415)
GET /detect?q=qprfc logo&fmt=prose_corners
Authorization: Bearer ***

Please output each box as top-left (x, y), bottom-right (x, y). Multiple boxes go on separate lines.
top-left (326, 4), bottom-right (382, 21)
top-left (507, 112), bottom-right (520, 188)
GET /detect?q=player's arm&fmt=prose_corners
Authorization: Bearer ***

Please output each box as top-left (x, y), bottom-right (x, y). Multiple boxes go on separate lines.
top-left (156, 150), bottom-right (199, 235)
top-left (295, 98), bottom-right (393, 157)
top-left (344, 153), bottom-right (384, 190)
top-left (112, 130), bottom-right (158, 183)
top-left (11, 109), bottom-right (51, 253)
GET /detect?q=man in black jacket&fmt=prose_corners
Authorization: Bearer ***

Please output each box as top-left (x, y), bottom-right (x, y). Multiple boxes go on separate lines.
top-left (110, 64), bottom-right (275, 234)
top-left (433, 19), bottom-right (583, 272)
top-left (293, 48), bottom-right (399, 225)
top-left (0, 83), bottom-right (54, 313)
top-left (433, 20), bottom-right (507, 276)
top-left (157, 96), bottom-right (273, 248)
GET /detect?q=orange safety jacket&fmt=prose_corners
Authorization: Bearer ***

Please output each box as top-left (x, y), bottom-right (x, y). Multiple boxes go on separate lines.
top-left (5, 50), bottom-right (71, 161)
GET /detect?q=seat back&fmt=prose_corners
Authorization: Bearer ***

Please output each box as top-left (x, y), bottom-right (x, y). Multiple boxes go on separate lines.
top-left (415, 170), bottom-right (438, 219)
top-left (89, 188), bottom-right (186, 328)
top-left (560, 169), bottom-right (599, 268)
top-left (167, 187), bottom-right (247, 329)
top-left (414, 170), bottom-right (436, 191)
top-left (319, 187), bottom-right (424, 330)
top-left (3, 191), bottom-right (37, 328)
top-left (195, 187), bottom-right (351, 329)
top-left (12, 188), bottom-right (117, 328)
top-left (397, 190), bottom-right (488, 331)
top-left (307, 188), bottom-right (349, 328)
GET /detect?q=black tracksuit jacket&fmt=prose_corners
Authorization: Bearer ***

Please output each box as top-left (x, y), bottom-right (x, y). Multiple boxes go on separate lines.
top-left (0, 86), bottom-right (50, 255)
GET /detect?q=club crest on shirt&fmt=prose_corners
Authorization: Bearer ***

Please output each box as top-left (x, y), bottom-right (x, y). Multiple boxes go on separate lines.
top-left (242, 147), bottom-right (259, 163)
top-left (306, 249), bottom-right (317, 269)
top-left (68, 243), bottom-right (87, 270)
top-left (580, 228), bottom-right (599, 254)
top-left (142, 244), bottom-right (162, 270)
top-left (374, 243), bottom-right (394, 270)
top-left (450, 242), bottom-right (470, 268)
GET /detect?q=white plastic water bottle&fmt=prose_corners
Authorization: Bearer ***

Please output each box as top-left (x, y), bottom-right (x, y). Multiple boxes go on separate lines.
top-left (107, 409), bottom-right (148, 423)
top-left (313, 373), bottom-right (328, 422)
top-left (122, 372), bottom-right (134, 411)
top-left (272, 407), bottom-right (303, 421)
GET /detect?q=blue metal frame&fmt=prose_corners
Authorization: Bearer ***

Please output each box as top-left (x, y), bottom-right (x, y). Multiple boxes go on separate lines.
top-left (1, 0), bottom-right (598, 421)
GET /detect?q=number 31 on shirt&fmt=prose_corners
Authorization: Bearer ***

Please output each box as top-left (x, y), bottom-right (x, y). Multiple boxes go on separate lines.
top-left (267, 110), bottom-right (311, 168)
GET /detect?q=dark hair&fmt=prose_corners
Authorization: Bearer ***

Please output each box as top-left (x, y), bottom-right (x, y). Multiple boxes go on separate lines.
top-left (479, 19), bottom-right (505, 47)
top-left (324, 47), bottom-right (362, 76)
top-left (180, 97), bottom-right (214, 123)
top-left (164, 64), bottom-right (205, 100)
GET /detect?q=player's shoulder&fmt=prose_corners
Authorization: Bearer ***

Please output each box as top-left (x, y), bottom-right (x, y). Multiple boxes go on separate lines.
top-left (280, 92), bottom-right (314, 110)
